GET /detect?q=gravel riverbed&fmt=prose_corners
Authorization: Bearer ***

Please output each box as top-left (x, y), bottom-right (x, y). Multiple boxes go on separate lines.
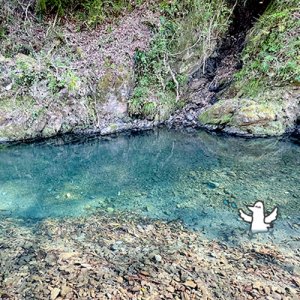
top-left (0, 211), bottom-right (299, 300)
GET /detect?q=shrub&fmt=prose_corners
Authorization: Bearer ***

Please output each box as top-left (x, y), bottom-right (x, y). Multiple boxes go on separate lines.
top-left (35, 0), bottom-right (143, 26)
top-left (129, 0), bottom-right (231, 118)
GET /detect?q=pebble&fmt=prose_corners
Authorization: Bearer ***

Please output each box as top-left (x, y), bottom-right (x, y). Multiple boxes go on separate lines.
top-left (223, 199), bottom-right (230, 206)
top-left (186, 114), bottom-right (194, 121)
top-left (226, 171), bottom-right (237, 177)
top-left (293, 265), bottom-right (300, 276)
top-left (65, 193), bottom-right (72, 199)
top-left (107, 207), bottom-right (114, 213)
top-left (264, 286), bottom-right (271, 294)
top-left (0, 210), bottom-right (297, 299)
top-left (231, 202), bottom-right (237, 209)
top-left (252, 281), bottom-right (261, 290)
top-left (154, 254), bottom-right (162, 263)
top-left (50, 288), bottom-right (60, 300)
top-left (184, 280), bottom-right (197, 289)
top-left (206, 181), bottom-right (219, 189)
top-left (167, 286), bottom-right (175, 293)
top-left (61, 285), bottom-right (72, 297)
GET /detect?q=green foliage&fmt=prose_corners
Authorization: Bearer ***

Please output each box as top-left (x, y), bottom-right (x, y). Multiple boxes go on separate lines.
top-left (0, 25), bottom-right (7, 39)
top-left (35, 0), bottom-right (83, 15)
top-left (13, 59), bottom-right (40, 87)
top-left (83, 0), bottom-right (137, 27)
top-left (47, 70), bottom-right (80, 93)
top-left (134, 17), bottom-right (178, 86)
top-left (235, 0), bottom-right (300, 96)
top-left (61, 70), bottom-right (81, 92)
top-left (129, 17), bottom-right (180, 118)
top-left (128, 77), bottom-right (153, 118)
top-left (9, 54), bottom-right (81, 96)
top-left (129, 0), bottom-right (231, 119)
top-left (35, 0), bottom-right (144, 26)
top-left (47, 73), bottom-right (60, 92)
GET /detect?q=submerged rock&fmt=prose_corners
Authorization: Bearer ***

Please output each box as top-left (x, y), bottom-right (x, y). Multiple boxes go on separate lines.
top-left (206, 181), bottom-right (219, 189)
top-left (0, 211), bottom-right (299, 299)
top-left (107, 207), bottom-right (114, 213)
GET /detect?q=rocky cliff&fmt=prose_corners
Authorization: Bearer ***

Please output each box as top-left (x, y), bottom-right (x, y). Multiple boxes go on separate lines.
top-left (0, 0), bottom-right (299, 142)
top-left (198, 0), bottom-right (300, 136)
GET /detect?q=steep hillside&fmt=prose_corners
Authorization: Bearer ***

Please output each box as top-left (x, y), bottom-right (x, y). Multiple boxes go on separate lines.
top-left (198, 0), bottom-right (300, 136)
top-left (0, 0), bottom-right (232, 142)
top-left (0, 0), bottom-right (299, 142)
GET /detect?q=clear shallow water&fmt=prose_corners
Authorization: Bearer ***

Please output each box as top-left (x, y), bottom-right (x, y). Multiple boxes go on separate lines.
top-left (0, 129), bottom-right (299, 245)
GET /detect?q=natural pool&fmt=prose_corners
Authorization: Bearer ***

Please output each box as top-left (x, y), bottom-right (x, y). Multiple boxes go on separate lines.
top-left (0, 129), bottom-right (299, 246)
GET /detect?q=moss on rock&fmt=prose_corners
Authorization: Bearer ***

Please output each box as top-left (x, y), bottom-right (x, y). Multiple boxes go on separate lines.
top-left (199, 89), bottom-right (299, 136)
top-left (199, 100), bottom-right (236, 125)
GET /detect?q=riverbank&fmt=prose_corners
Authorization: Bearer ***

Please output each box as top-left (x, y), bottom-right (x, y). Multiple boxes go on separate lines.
top-left (0, 211), bottom-right (299, 300)
top-left (1, 0), bottom-right (299, 143)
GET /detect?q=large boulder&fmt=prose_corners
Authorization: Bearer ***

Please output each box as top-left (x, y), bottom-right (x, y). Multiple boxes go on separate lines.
top-left (199, 89), bottom-right (300, 136)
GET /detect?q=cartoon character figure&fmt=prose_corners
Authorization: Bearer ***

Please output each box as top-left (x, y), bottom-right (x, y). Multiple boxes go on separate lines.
top-left (239, 201), bottom-right (278, 233)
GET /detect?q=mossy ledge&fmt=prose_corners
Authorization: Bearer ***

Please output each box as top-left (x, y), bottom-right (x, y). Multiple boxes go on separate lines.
top-left (199, 0), bottom-right (300, 137)
top-left (199, 89), bottom-right (299, 137)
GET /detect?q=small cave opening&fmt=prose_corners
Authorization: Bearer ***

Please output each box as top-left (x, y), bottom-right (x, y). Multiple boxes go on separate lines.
top-left (190, 0), bottom-right (274, 93)
top-left (172, 0), bottom-right (275, 127)
top-left (224, 0), bottom-right (273, 54)
top-left (229, 0), bottom-right (273, 33)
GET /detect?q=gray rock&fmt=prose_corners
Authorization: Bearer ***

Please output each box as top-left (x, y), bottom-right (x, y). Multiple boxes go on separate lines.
top-left (154, 254), bottom-right (162, 263)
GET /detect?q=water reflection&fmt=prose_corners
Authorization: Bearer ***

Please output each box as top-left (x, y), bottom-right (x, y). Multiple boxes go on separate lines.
top-left (0, 129), bottom-right (299, 244)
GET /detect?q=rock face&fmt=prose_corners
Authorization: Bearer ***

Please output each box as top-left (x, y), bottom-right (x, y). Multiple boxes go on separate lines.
top-left (0, 7), bottom-right (159, 142)
top-left (197, 0), bottom-right (300, 137)
top-left (0, 55), bottom-right (135, 142)
top-left (0, 0), bottom-right (299, 142)
top-left (0, 0), bottom-right (230, 142)
top-left (199, 89), bottom-right (300, 136)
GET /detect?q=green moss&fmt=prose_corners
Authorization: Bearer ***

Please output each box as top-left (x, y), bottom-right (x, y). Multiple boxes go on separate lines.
top-left (98, 68), bottom-right (129, 91)
top-left (0, 96), bottom-right (35, 112)
top-left (199, 110), bottom-right (233, 125)
top-left (198, 100), bottom-right (236, 125)
top-left (131, 0), bottom-right (231, 120)
top-left (231, 101), bottom-right (279, 126)
top-left (0, 124), bottom-right (28, 141)
top-left (248, 121), bottom-right (285, 136)
top-left (200, 87), bottom-right (298, 136)
top-left (234, 0), bottom-right (300, 97)
top-left (109, 123), bottom-right (118, 131)
top-left (98, 71), bottom-right (114, 91)
top-left (0, 95), bottom-right (50, 141)
top-left (97, 68), bottom-right (131, 105)
top-left (42, 126), bottom-right (57, 138)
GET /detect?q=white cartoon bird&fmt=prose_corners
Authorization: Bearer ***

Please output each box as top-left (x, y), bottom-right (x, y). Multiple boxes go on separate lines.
top-left (239, 201), bottom-right (278, 233)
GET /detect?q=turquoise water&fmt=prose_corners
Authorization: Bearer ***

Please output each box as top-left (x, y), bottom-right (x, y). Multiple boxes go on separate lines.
top-left (0, 129), bottom-right (299, 245)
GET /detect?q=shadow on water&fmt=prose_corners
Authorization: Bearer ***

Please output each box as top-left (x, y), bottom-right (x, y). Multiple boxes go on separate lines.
top-left (0, 128), bottom-right (299, 245)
